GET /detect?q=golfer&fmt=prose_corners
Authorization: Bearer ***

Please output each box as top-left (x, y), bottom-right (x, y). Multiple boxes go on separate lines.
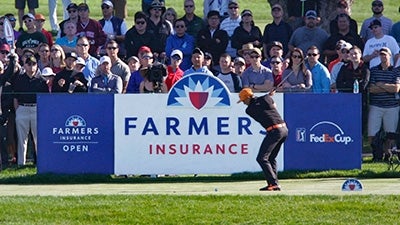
top-left (237, 88), bottom-right (288, 191)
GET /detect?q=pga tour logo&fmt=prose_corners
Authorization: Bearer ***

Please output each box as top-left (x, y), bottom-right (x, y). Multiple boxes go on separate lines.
top-left (166, 73), bottom-right (231, 110)
top-left (296, 121), bottom-right (353, 145)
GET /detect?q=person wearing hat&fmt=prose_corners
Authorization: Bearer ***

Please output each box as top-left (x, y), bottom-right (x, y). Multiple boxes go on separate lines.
top-left (237, 43), bottom-right (254, 67)
top-left (48, 0), bottom-right (72, 36)
top-left (124, 11), bottom-right (157, 59)
top-left (231, 9), bottom-right (262, 57)
top-left (329, 0), bottom-right (358, 35)
top-left (126, 46), bottom-right (154, 93)
top-left (165, 18), bottom-right (195, 71)
top-left (89, 56), bottom-right (122, 93)
top-left (4, 13), bottom-right (21, 40)
top-left (328, 40), bottom-right (352, 78)
top-left (237, 87), bottom-right (288, 191)
top-left (178, 0), bottom-right (205, 38)
top-left (12, 55), bottom-right (49, 166)
top-left (40, 67), bottom-right (56, 92)
top-left (147, 0), bottom-right (171, 60)
top-left (262, 3), bottom-right (292, 57)
top-left (220, 0), bottom-right (241, 58)
top-left (15, 0), bottom-right (39, 32)
top-left (142, 0), bottom-right (165, 16)
top-left (368, 47), bottom-right (400, 162)
top-left (52, 52), bottom-right (88, 93)
top-left (262, 41), bottom-right (286, 70)
top-left (34, 13), bottom-right (54, 47)
top-left (183, 48), bottom-right (214, 76)
top-left (288, 10), bottom-right (328, 56)
top-left (197, 10), bottom-right (229, 68)
top-left (360, 0), bottom-right (393, 42)
top-left (323, 13), bottom-right (364, 65)
top-left (58, 3), bottom-right (79, 38)
top-left (241, 47), bottom-right (274, 93)
top-left (233, 57), bottom-right (246, 77)
top-left (15, 13), bottom-right (48, 56)
top-left (76, 3), bottom-right (107, 57)
top-left (287, 0), bottom-right (319, 31)
top-left (99, 0), bottom-right (128, 58)
top-left (165, 49), bottom-right (184, 91)
top-left (362, 19), bottom-right (399, 69)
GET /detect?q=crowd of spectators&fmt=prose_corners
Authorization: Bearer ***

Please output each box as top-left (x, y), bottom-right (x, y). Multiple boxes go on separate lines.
top-left (0, 0), bottom-right (400, 168)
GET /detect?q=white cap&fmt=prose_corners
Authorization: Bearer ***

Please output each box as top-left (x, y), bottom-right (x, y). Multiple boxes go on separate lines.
top-left (100, 56), bottom-right (111, 65)
top-left (41, 67), bottom-right (56, 76)
top-left (102, 0), bottom-right (114, 8)
top-left (76, 57), bottom-right (86, 66)
top-left (171, 49), bottom-right (183, 60)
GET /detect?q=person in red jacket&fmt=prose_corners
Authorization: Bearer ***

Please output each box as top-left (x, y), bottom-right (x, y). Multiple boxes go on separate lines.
top-left (165, 49), bottom-right (184, 91)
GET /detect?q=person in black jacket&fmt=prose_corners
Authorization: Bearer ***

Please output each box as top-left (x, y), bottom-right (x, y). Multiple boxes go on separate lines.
top-left (216, 53), bottom-right (242, 92)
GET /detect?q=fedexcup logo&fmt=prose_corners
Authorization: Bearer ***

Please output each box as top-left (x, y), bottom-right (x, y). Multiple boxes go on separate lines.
top-left (296, 121), bottom-right (353, 145)
top-left (167, 73), bottom-right (231, 110)
top-left (342, 178), bottom-right (363, 191)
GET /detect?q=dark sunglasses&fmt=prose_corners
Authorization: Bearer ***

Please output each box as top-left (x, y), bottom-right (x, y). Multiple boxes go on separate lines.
top-left (101, 5), bottom-right (110, 10)
top-left (0, 50), bottom-right (9, 54)
top-left (372, 3), bottom-right (383, 7)
top-left (77, 43), bottom-right (89, 47)
top-left (152, 8), bottom-right (162, 11)
top-left (270, 61), bottom-right (281, 65)
top-left (23, 19), bottom-right (33, 23)
top-left (291, 55), bottom-right (301, 59)
top-left (136, 21), bottom-right (145, 25)
top-left (40, 50), bottom-right (50, 53)
top-left (184, 5), bottom-right (194, 8)
top-left (0, 22), bottom-right (3, 26)
top-left (307, 53), bottom-right (318, 57)
top-left (229, 7), bottom-right (238, 9)
top-left (78, 8), bottom-right (88, 12)
top-left (107, 47), bottom-right (118, 50)
top-left (250, 55), bottom-right (260, 59)
top-left (341, 49), bottom-right (349, 54)
top-left (68, 9), bottom-right (77, 13)
top-left (171, 55), bottom-right (181, 60)
top-left (175, 25), bottom-right (185, 28)
top-left (8, 18), bottom-right (16, 22)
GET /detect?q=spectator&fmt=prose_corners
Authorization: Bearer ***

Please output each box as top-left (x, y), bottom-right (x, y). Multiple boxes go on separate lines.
top-left (368, 47), bottom-right (400, 161)
top-left (16, 13), bottom-right (47, 56)
top-left (76, 36), bottom-right (100, 85)
top-left (328, 40), bottom-right (351, 73)
top-left (48, 0), bottom-right (71, 35)
top-left (15, 0), bottom-right (38, 32)
top-left (183, 48), bottom-right (214, 76)
top-left (360, 0), bottom-right (393, 42)
top-left (203, 52), bottom-right (218, 75)
top-left (329, 0), bottom-right (358, 35)
top-left (49, 44), bottom-right (66, 74)
top-left (146, 0), bottom-right (171, 62)
top-left (55, 21), bottom-right (78, 53)
top-left (124, 11), bottom-right (157, 59)
top-left (197, 10), bottom-right (229, 68)
top-left (126, 46), bottom-right (154, 93)
top-left (139, 62), bottom-right (168, 93)
top-left (220, 0), bottom-right (241, 58)
top-left (241, 47), bottom-right (273, 93)
top-left (323, 13), bottom-right (364, 64)
top-left (262, 3), bottom-right (292, 56)
top-left (76, 3), bottom-right (107, 57)
top-left (163, 7), bottom-right (178, 35)
top-left (12, 56), bottom-right (48, 166)
top-left (231, 10), bottom-right (262, 56)
top-left (58, 3), bottom-right (79, 38)
top-left (329, 41), bottom-right (353, 93)
top-left (52, 52), bottom-right (88, 93)
top-left (288, 10), bottom-right (328, 57)
top-left (262, 41), bottom-right (286, 70)
top-left (237, 43), bottom-right (254, 67)
top-left (362, 19), bottom-right (399, 69)
top-left (165, 49), bottom-right (184, 91)
top-left (287, 0), bottom-right (320, 31)
top-left (40, 67), bottom-right (56, 92)
top-left (165, 19), bottom-right (195, 71)
top-left (99, 0), bottom-right (128, 58)
top-left (142, 0), bottom-right (164, 16)
top-left (216, 53), bottom-right (242, 93)
top-left (269, 56), bottom-right (284, 89)
top-left (203, 0), bottom-right (228, 20)
top-left (105, 40), bottom-right (131, 93)
top-left (280, 48), bottom-right (312, 92)
top-left (179, 0), bottom-right (205, 38)
top-left (4, 13), bottom-right (21, 40)
top-left (306, 46), bottom-right (331, 93)
top-left (37, 43), bottom-right (51, 71)
top-left (89, 56), bottom-right (122, 93)
top-left (233, 56), bottom-right (246, 77)
top-left (127, 56), bottom-right (140, 75)
top-left (34, 13), bottom-right (54, 47)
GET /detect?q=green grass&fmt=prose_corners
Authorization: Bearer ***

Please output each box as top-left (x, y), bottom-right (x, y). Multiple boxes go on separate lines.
top-left (0, 195), bottom-right (399, 224)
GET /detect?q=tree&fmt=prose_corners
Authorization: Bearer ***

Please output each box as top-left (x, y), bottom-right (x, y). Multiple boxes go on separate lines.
top-left (268, 0), bottom-right (355, 32)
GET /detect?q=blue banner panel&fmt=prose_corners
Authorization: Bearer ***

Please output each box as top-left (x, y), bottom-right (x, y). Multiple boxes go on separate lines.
top-left (284, 93), bottom-right (362, 170)
top-left (37, 94), bottom-right (114, 174)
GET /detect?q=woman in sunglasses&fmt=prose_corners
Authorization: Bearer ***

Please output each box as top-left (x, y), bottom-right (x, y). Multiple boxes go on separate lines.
top-left (280, 48), bottom-right (312, 92)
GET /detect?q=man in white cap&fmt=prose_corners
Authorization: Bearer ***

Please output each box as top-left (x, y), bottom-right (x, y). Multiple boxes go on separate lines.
top-left (99, 0), bottom-right (128, 58)
top-left (89, 56), bottom-right (122, 93)
top-left (165, 49), bottom-right (184, 91)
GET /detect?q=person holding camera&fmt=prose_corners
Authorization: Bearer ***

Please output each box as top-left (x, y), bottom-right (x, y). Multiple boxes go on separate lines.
top-left (139, 62), bottom-right (168, 93)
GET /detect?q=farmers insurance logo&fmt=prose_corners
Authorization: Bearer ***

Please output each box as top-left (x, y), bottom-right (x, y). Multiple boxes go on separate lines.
top-left (296, 121), bottom-right (353, 145)
top-left (167, 73), bottom-right (231, 110)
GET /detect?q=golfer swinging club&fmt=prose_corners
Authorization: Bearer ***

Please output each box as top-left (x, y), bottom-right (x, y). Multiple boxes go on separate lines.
top-left (237, 88), bottom-right (288, 191)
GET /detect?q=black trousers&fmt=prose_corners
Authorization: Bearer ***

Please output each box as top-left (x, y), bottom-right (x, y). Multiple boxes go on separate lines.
top-left (256, 126), bottom-right (288, 186)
